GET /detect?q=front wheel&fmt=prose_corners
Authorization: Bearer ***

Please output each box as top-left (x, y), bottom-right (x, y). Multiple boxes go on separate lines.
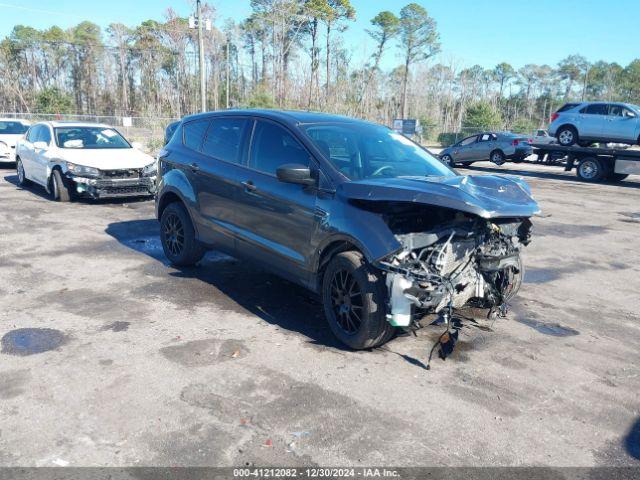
top-left (16, 158), bottom-right (31, 186)
top-left (51, 169), bottom-right (72, 202)
top-left (160, 202), bottom-right (206, 266)
top-left (321, 251), bottom-right (395, 350)
top-left (441, 154), bottom-right (455, 167)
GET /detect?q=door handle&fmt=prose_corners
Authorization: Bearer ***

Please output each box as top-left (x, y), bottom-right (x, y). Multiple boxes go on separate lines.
top-left (189, 162), bottom-right (199, 172)
top-left (242, 180), bottom-right (257, 192)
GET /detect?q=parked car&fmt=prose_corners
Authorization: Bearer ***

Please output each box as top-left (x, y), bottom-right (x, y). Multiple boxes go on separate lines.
top-left (0, 118), bottom-right (30, 163)
top-left (155, 110), bottom-right (539, 349)
top-left (439, 132), bottom-right (532, 167)
top-left (16, 122), bottom-right (157, 201)
top-left (549, 101), bottom-right (640, 146)
top-left (532, 129), bottom-right (556, 145)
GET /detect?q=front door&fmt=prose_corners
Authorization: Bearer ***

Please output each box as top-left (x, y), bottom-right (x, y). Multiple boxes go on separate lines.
top-left (452, 135), bottom-right (478, 162)
top-left (31, 125), bottom-right (53, 186)
top-left (234, 119), bottom-right (319, 283)
top-left (604, 104), bottom-right (639, 142)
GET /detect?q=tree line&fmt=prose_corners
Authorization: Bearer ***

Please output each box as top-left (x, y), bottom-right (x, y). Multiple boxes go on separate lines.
top-left (2, 0), bottom-right (640, 142)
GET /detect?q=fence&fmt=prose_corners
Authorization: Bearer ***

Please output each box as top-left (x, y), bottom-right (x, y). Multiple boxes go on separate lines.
top-left (0, 112), bottom-right (178, 152)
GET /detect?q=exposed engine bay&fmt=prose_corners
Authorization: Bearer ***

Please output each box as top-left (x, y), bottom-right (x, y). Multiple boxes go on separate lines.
top-left (364, 202), bottom-right (533, 328)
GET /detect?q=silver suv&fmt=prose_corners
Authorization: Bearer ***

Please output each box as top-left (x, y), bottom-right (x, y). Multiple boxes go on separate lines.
top-left (549, 102), bottom-right (640, 146)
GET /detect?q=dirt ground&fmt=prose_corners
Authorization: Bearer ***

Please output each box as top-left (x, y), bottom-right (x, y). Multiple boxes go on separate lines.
top-left (0, 160), bottom-right (639, 467)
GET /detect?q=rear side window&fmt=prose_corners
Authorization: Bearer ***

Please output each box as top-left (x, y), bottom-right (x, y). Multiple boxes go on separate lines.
top-left (250, 121), bottom-right (309, 175)
top-left (182, 120), bottom-right (209, 152)
top-left (580, 104), bottom-right (608, 115)
top-left (201, 118), bottom-right (249, 164)
top-left (557, 103), bottom-right (580, 113)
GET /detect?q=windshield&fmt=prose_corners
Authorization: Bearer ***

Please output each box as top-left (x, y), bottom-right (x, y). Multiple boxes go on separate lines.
top-left (0, 121), bottom-right (29, 135)
top-left (54, 127), bottom-right (131, 149)
top-left (303, 123), bottom-right (454, 180)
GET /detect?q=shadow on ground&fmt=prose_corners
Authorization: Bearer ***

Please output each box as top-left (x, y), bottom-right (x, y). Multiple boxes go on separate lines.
top-left (105, 219), bottom-right (349, 352)
top-left (462, 163), bottom-right (640, 190)
top-left (626, 418), bottom-right (640, 462)
top-left (3, 174), bottom-right (152, 205)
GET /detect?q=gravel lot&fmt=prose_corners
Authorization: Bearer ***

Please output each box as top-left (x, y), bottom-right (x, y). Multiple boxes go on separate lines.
top-left (0, 160), bottom-right (639, 467)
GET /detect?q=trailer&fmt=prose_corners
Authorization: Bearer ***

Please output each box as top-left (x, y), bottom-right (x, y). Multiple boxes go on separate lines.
top-left (532, 143), bottom-right (640, 182)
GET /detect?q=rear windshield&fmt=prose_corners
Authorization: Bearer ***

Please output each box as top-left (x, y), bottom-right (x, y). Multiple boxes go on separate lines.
top-left (557, 103), bottom-right (580, 113)
top-left (0, 121), bottom-right (29, 134)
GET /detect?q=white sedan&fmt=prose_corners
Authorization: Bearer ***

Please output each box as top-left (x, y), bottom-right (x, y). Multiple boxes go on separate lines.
top-left (0, 118), bottom-right (30, 163)
top-left (16, 122), bottom-right (157, 201)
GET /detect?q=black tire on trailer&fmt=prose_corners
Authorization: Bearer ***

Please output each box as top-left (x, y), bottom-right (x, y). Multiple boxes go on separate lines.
top-left (321, 250), bottom-right (395, 350)
top-left (50, 169), bottom-right (72, 202)
top-left (576, 157), bottom-right (605, 182)
top-left (16, 158), bottom-right (31, 186)
top-left (160, 201), bottom-right (206, 266)
top-left (557, 126), bottom-right (578, 146)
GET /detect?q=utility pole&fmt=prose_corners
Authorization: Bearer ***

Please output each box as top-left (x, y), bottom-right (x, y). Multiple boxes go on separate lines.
top-left (226, 36), bottom-right (230, 109)
top-left (197, 0), bottom-right (206, 112)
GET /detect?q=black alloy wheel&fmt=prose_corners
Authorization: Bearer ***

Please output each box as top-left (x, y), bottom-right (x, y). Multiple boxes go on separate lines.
top-left (329, 268), bottom-right (364, 335)
top-left (162, 211), bottom-right (185, 258)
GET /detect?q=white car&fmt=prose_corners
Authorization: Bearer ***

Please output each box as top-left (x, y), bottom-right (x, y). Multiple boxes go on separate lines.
top-left (532, 129), bottom-right (556, 145)
top-left (16, 122), bottom-right (157, 201)
top-left (0, 118), bottom-right (31, 163)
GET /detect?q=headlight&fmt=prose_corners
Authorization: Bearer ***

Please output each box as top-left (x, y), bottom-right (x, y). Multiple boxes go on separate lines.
top-left (66, 162), bottom-right (100, 177)
top-left (142, 161), bottom-right (158, 177)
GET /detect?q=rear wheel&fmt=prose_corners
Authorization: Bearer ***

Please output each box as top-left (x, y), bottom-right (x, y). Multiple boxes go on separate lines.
top-left (16, 158), bottom-right (31, 186)
top-left (557, 126), bottom-right (578, 146)
top-left (576, 157), bottom-right (605, 182)
top-left (490, 150), bottom-right (505, 165)
top-left (50, 169), bottom-right (71, 202)
top-left (321, 251), bottom-right (395, 350)
top-left (160, 201), bottom-right (206, 266)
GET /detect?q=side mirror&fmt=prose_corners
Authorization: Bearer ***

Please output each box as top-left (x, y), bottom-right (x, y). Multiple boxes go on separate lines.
top-left (276, 163), bottom-right (315, 186)
top-left (33, 141), bottom-right (48, 150)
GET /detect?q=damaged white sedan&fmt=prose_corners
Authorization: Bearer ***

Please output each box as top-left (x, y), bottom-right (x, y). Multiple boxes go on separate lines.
top-left (16, 122), bottom-right (157, 201)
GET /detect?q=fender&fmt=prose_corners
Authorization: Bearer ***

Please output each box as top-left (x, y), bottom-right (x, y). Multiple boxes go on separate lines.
top-left (155, 168), bottom-right (202, 241)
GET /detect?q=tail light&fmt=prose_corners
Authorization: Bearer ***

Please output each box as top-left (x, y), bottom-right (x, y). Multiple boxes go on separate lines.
top-left (512, 139), bottom-right (519, 146)
top-left (551, 113), bottom-right (559, 122)
top-left (528, 138), bottom-right (533, 143)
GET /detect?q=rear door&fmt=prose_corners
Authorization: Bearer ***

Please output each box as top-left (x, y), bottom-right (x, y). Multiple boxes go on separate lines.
top-left (181, 117), bottom-right (251, 251)
top-left (604, 104), bottom-right (638, 142)
top-left (474, 133), bottom-right (496, 160)
top-left (234, 119), bottom-right (319, 282)
top-left (578, 103), bottom-right (607, 138)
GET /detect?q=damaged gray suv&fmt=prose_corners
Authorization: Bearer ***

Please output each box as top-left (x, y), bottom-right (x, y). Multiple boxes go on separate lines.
top-left (156, 110), bottom-right (540, 349)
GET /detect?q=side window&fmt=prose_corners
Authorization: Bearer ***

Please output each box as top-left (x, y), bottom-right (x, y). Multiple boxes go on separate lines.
top-left (479, 134), bottom-right (491, 142)
top-left (30, 125), bottom-right (43, 143)
top-left (201, 118), bottom-right (249, 164)
top-left (182, 120), bottom-right (209, 152)
top-left (250, 121), bottom-right (309, 175)
top-left (459, 135), bottom-right (477, 146)
top-left (581, 104), bottom-right (607, 115)
top-left (25, 127), bottom-right (35, 142)
top-left (40, 126), bottom-right (52, 145)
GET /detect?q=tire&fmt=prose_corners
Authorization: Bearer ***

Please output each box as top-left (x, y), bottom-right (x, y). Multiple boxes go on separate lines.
top-left (16, 158), bottom-right (31, 186)
top-left (321, 251), bottom-right (395, 350)
top-left (160, 201), bottom-right (206, 266)
top-left (50, 169), bottom-right (71, 202)
top-left (441, 154), bottom-right (455, 167)
top-left (490, 150), bottom-right (505, 165)
top-left (557, 126), bottom-right (578, 146)
top-left (576, 157), bottom-right (605, 182)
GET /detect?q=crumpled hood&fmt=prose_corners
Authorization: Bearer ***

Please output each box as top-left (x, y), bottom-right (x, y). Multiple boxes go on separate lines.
top-left (338, 174), bottom-right (541, 219)
top-left (57, 148), bottom-right (154, 170)
top-left (0, 134), bottom-right (24, 148)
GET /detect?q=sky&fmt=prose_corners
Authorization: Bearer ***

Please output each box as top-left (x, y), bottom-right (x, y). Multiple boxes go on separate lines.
top-left (1, 0), bottom-right (640, 71)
